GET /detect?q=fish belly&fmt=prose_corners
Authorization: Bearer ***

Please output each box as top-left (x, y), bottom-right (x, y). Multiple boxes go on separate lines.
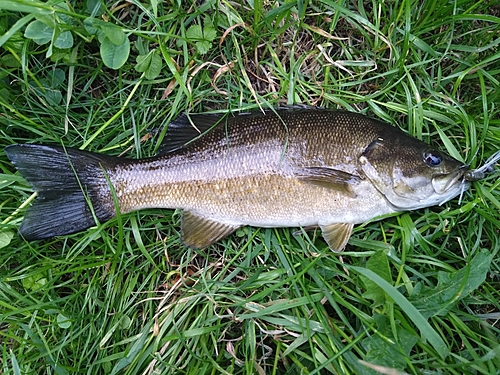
top-left (111, 169), bottom-right (396, 228)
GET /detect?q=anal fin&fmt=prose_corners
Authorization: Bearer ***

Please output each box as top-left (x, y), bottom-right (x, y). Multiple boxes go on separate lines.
top-left (319, 223), bottom-right (354, 252)
top-left (181, 211), bottom-right (240, 248)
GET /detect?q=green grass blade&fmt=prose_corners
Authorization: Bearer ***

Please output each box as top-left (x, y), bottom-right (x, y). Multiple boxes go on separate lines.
top-left (348, 265), bottom-right (449, 359)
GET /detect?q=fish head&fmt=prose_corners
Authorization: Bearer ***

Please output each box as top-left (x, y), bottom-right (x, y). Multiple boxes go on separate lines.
top-left (359, 136), bottom-right (469, 210)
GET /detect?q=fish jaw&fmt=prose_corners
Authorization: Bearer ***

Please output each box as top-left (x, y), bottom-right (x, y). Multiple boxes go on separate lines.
top-left (375, 171), bottom-right (469, 211)
top-left (431, 168), bottom-right (470, 206)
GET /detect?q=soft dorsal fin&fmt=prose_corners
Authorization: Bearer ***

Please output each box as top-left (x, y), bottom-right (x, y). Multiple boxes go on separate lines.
top-left (296, 167), bottom-right (362, 198)
top-left (181, 211), bottom-right (240, 248)
top-left (158, 113), bottom-right (227, 154)
top-left (319, 222), bottom-right (354, 252)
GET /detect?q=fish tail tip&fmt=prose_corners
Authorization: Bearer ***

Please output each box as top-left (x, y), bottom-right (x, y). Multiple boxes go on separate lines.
top-left (7, 144), bottom-right (118, 240)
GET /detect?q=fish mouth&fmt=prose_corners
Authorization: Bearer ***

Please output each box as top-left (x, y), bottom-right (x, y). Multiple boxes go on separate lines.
top-left (432, 165), bottom-right (469, 194)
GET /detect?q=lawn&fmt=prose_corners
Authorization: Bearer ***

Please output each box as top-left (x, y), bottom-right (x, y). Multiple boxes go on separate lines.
top-left (1, 0), bottom-right (500, 374)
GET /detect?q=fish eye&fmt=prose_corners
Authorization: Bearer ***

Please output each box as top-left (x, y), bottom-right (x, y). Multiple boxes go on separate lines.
top-left (423, 151), bottom-right (442, 167)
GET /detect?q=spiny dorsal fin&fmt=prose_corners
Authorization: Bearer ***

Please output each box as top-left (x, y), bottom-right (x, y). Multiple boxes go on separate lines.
top-left (319, 222), bottom-right (354, 252)
top-left (158, 106), bottom-right (322, 154)
top-left (158, 113), bottom-right (227, 154)
top-left (296, 167), bottom-right (361, 198)
top-left (181, 211), bottom-right (240, 248)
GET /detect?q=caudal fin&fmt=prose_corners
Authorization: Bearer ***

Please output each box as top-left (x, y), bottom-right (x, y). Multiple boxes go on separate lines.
top-left (5, 144), bottom-right (121, 240)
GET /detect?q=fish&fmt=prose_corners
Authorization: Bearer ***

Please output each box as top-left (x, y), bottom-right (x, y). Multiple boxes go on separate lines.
top-left (4, 107), bottom-right (480, 251)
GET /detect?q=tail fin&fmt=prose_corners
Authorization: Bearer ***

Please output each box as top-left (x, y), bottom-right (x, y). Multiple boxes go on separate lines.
top-left (5, 144), bottom-right (121, 240)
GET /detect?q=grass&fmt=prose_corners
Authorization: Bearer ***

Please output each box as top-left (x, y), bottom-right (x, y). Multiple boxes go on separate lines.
top-left (1, 0), bottom-right (500, 373)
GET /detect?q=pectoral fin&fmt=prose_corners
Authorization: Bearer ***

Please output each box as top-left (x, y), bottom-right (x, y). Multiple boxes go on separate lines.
top-left (181, 211), bottom-right (240, 248)
top-left (319, 222), bottom-right (354, 252)
top-left (296, 167), bottom-right (361, 197)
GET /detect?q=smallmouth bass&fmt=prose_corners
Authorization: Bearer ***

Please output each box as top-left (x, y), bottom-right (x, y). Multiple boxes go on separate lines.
top-left (5, 108), bottom-right (483, 251)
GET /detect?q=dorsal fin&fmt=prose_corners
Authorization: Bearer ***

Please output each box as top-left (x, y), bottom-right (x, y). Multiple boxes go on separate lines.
top-left (158, 106), bottom-right (325, 154)
top-left (158, 107), bottom-right (322, 154)
top-left (158, 113), bottom-right (227, 154)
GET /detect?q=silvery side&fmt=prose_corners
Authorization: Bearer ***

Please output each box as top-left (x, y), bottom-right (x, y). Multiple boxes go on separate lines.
top-left (4, 108), bottom-right (470, 251)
